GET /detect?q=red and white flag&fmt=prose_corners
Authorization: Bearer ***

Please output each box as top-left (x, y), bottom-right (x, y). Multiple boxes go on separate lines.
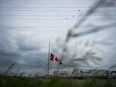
top-left (50, 53), bottom-right (62, 64)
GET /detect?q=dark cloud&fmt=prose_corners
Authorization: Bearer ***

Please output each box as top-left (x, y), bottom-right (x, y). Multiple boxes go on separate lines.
top-left (17, 42), bottom-right (40, 52)
top-left (0, 51), bottom-right (19, 57)
top-left (0, 29), bottom-right (48, 74)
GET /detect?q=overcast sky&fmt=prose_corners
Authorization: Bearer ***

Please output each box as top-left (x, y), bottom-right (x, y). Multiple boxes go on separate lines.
top-left (0, 0), bottom-right (116, 75)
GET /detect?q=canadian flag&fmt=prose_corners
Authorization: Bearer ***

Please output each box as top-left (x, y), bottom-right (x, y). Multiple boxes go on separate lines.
top-left (50, 53), bottom-right (62, 64)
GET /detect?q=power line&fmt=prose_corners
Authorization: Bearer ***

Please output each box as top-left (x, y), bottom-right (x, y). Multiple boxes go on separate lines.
top-left (0, 14), bottom-right (76, 16)
top-left (0, 18), bottom-right (115, 20)
top-left (0, 15), bottom-right (116, 17)
top-left (0, 9), bottom-right (81, 12)
top-left (0, 26), bottom-right (70, 28)
top-left (0, 10), bottom-right (115, 12)
top-left (0, 7), bottom-right (115, 8)
top-left (0, 26), bottom-right (111, 28)
top-left (0, 15), bottom-right (115, 16)
top-left (0, 7), bottom-right (94, 8)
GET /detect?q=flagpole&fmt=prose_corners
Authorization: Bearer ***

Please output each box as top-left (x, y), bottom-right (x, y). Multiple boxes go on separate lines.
top-left (47, 39), bottom-right (50, 75)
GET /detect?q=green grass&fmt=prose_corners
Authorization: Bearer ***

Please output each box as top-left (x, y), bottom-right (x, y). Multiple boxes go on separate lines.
top-left (0, 77), bottom-right (42, 87)
top-left (0, 76), bottom-right (115, 87)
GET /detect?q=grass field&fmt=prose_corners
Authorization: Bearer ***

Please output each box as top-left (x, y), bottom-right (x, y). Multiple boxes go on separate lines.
top-left (0, 76), bottom-right (116, 87)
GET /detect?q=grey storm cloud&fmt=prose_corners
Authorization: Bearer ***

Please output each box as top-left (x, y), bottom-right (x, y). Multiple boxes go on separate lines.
top-left (0, 29), bottom-right (48, 74)
top-left (0, 51), bottom-right (19, 57)
top-left (16, 37), bottom-right (40, 52)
